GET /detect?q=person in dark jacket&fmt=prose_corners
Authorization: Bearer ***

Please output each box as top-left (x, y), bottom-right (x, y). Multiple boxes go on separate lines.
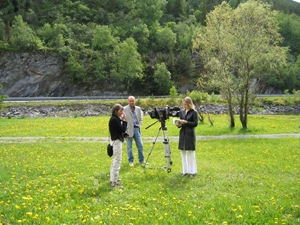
top-left (109, 103), bottom-right (128, 188)
top-left (176, 97), bottom-right (198, 178)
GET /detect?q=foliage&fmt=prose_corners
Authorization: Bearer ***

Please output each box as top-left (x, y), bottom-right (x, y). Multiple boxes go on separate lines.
top-left (153, 63), bottom-right (173, 95)
top-left (169, 86), bottom-right (178, 99)
top-left (11, 15), bottom-right (43, 50)
top-left (111, 38), bottom-right (143, 92)
top-left (194, 0), bottom-right (288, 129)
top-left (0, 0), bottom-right (300, 95)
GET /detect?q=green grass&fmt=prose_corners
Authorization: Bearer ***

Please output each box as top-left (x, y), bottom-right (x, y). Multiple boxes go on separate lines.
top-left (0, 114), bottom-right (299, 137)
top-left (0, 115), bottom-right (299, 224)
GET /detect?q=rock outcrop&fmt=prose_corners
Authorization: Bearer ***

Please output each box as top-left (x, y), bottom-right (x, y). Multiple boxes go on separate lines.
top-left (0, 52), bottom-right (75, 97)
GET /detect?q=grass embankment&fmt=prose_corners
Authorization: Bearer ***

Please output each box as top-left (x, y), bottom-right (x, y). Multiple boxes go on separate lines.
top-left (0, 115), bottom-right (299, 224)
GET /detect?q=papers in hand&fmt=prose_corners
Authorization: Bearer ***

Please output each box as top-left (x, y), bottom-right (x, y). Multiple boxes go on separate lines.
top-left (173, 118), bottom-right (180, 125)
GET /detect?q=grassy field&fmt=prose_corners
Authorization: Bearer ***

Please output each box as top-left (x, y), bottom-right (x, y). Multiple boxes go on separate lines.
top-left (0, 115), bottom-right (299, 224)
top-left (0, 114), bottom-right (299, 137)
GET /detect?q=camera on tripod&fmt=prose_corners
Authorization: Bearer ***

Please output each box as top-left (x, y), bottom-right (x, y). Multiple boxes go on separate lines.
top-left (144, 105), bottom-right (181, 172)
top-left (148, 106), bottom-right (180, 122)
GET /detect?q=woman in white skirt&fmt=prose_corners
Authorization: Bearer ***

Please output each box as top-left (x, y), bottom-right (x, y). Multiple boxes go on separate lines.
top-left (176, 97), bottom-right (198, 178)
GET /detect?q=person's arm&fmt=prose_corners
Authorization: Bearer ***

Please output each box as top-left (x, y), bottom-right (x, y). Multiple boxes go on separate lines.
top-left (186, 110), bottom-right (198, 127)
top-left (111, 117), bottom-right (127, 134)
top-left (179, 110), bottom-right (198, 127)
top-left (139, 107), bottom-right (143, 127)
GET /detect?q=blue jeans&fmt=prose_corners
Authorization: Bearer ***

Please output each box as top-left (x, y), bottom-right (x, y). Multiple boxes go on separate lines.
top-left (126, 128), bottom-right (144, 163)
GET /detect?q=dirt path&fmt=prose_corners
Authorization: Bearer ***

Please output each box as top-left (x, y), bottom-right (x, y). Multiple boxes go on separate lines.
top-left (0, 133), bottom-right (299, 143)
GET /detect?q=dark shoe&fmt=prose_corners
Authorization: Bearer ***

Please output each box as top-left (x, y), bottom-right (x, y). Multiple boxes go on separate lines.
top-left (181, 173), bottom-right (188, 176)
top-left (111, 182), bottom-right (123, 189)
top-left (190, 174), bottom-right (196, 178)
top-left (110, 179), bottom-right (121, 185)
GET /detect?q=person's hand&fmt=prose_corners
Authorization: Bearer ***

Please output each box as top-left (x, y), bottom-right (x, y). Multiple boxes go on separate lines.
top-left (180, 119), bottom-right (187, 124)
top-left (121, 112), bottom-right (126, 120)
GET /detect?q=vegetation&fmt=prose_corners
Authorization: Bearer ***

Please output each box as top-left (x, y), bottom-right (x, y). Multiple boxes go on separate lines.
top-left (2, 91), bottom-right (300, 110)
top-left (0, 115), bottom-right (299, 224)
top-left (194, 1), bottom-right (288, 128)
top-left (0, 0), bottom-right (300, 95)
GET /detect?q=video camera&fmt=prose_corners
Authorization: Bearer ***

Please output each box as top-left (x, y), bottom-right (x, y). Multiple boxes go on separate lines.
top-left (148, 106), bottom-right (180, 122)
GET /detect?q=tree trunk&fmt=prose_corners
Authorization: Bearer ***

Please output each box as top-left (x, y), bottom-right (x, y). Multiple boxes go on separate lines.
top-left (239, 92), bottom-right (248, 129)
top-left (229, 104), bottom-right (235, 128)
top-left (227, 90), bottom-right (235, 128)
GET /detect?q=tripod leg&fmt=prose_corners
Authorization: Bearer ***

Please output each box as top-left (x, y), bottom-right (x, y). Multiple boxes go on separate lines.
top-left (162, 128), bottom-right (172, 172)
top-left (144, 127), bottom-right (161, 166)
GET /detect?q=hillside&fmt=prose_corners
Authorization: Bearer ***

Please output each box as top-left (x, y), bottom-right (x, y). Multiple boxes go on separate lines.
top-left (0, 0), bottom-right (300, 96)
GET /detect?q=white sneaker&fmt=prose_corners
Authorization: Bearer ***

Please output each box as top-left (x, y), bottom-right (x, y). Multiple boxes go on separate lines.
top-left (129, 162), bottom-right (134, 167)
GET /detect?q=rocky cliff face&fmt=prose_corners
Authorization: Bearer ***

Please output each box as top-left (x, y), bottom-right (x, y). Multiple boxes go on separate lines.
top-left (0, 52), bottom-right (78, 97)
top-left (0, 52), bottom-right (129, 97)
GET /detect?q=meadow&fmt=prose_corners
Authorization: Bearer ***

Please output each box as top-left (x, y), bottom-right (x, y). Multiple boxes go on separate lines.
top-left (0, 114), bottom-right (299, 224)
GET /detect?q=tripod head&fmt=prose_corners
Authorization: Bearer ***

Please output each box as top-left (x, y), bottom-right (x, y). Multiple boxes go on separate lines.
top-left (145, 118), bottom-right (167, 130)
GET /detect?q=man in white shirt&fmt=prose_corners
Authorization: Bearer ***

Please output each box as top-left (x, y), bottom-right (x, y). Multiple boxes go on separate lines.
top-left (124, 96), bottom-right (145, 167)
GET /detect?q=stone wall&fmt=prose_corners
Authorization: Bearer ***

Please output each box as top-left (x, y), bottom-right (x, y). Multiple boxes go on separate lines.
top-left (1, 104), bottom-right (299, 118)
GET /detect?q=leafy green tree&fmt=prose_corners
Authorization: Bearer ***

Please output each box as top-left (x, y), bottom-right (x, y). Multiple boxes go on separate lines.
top-left (166, 0), bottom-right (186, 22)
top-left (111, 38), bottom-right (143, 92)
top-left (156, 26), bottom-right (176, 52)
top-left (194, 0), bottom-right (288, 128)
top-left (65, 55), bottom-right (86, 83)
top-left (11, 15), bottom-right (43, 50)
top-left (93, 55), bottom-right (107, 83)
top-left (0, 17), bottom-right (6, 47)
top-left (169, 85), bottom-right (178, 99)
top-left (175, 22), bottom-right (195, 51)
top-left (153, 63), bottom-right (173, 95)
top-left (131, 22), bottom-right (150, 53)
top-left (37, 22), bottom-right (73, 49)
top-left (176, 49), bottom-right (195, 80)
top-left (136, 0), bottom-right (166, 26)
top-left (92, 25), bottom-right (117, 52)
top-left (277, 12), bottom-right (300, 56)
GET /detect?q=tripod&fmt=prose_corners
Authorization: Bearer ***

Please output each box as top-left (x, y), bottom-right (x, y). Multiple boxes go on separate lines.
top-left (144, 119), bottom-right (173, 172)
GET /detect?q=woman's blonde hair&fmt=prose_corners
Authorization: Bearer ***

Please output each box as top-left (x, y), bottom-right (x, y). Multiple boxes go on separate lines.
top-left (183, 97), bottom-right (195, 109)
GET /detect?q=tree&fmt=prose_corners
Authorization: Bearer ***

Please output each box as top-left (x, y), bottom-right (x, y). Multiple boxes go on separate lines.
top-left (277, 12), bottom-right (300, 57)
top-left (194, 0), bottom-right (288, 128)
top-left (135, 0), bottom-right (166, 26)
top-left (156, 26), bottom-right (177, 52)
top-left (92, 25), bottom-right (117, 52)
top-left (111, 38), bottom-right (143, 92)
top-left (0, 17), bottom-right (6, 41)
top-left (153, 63), bottom-right (173, 94)
top-left (11, 15), bottom-right (43, 50)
